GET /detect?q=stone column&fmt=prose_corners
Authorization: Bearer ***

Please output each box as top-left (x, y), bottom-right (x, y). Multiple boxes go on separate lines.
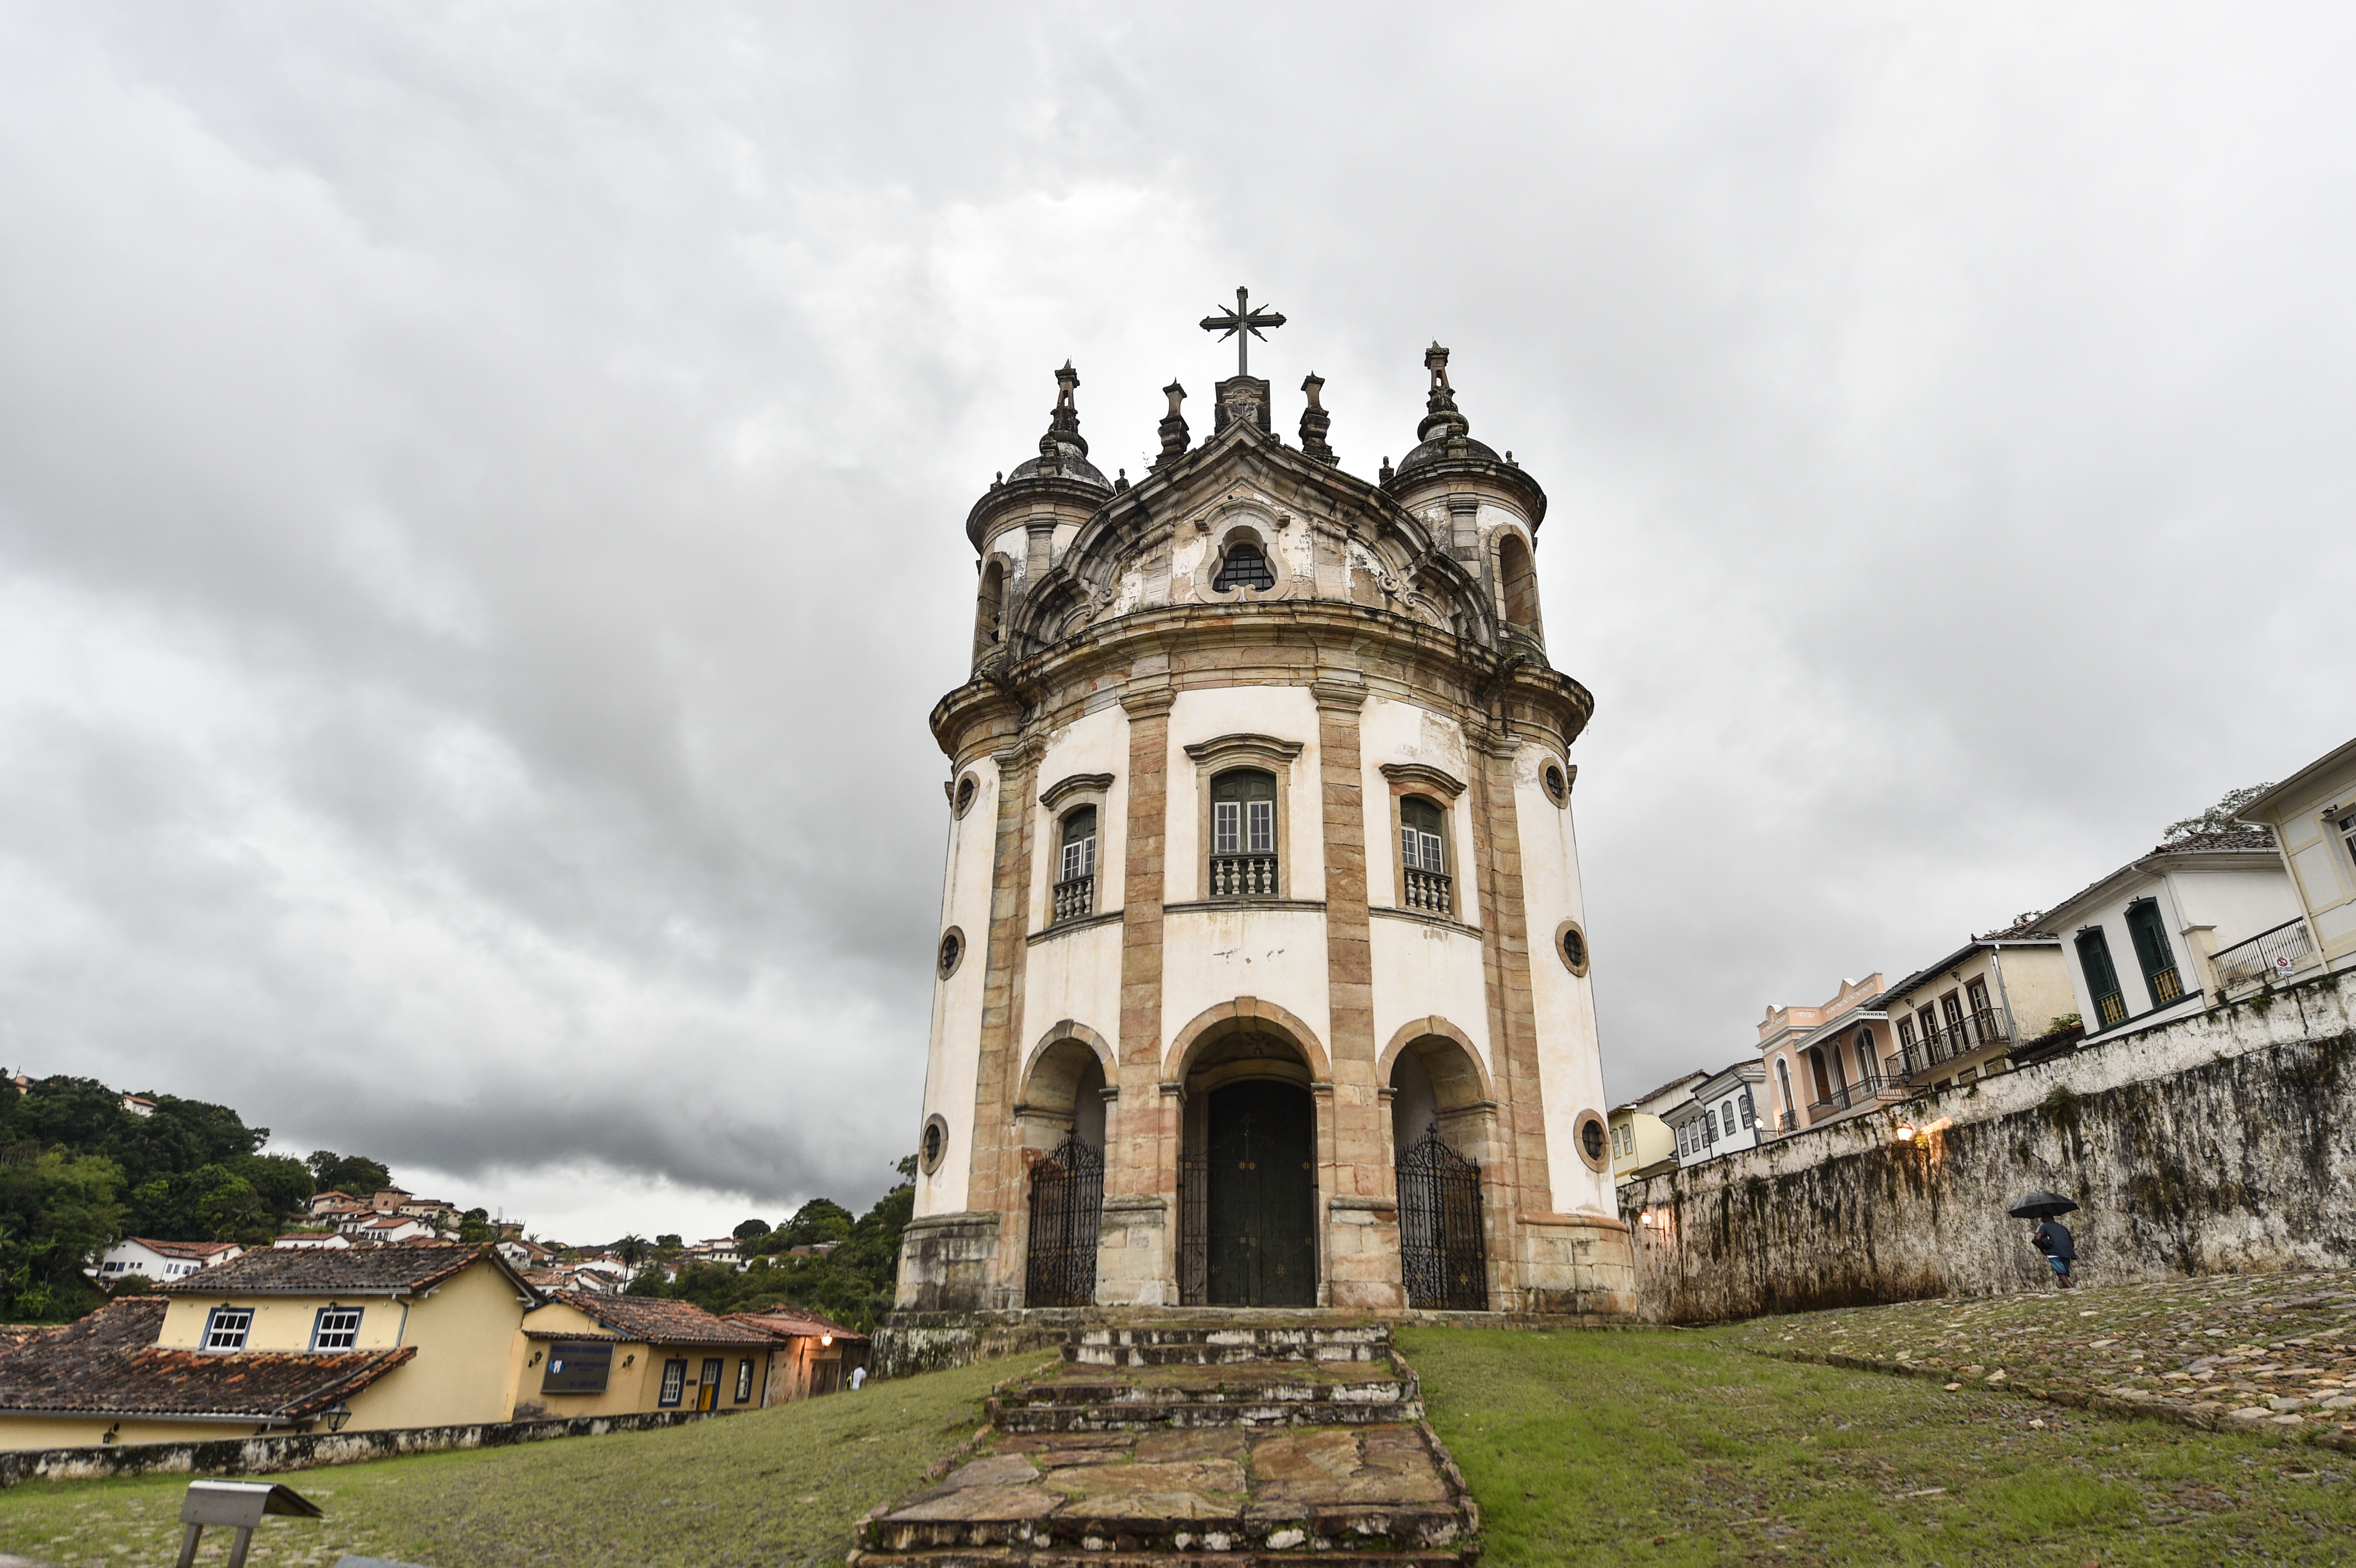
top-left (1312, 672), bottom-right (1404, 1311)
top-left (1470, 726), bottom-right (1557, 1310)
top-left (1100, 680), bottom-right (1175, 1306)
top-left (966, 738), bottom-right (1039, 1310)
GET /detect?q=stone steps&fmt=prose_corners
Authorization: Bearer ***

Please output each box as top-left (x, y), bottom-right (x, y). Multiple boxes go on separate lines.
top-left (851, 1322), bottom-right (1479, 1566)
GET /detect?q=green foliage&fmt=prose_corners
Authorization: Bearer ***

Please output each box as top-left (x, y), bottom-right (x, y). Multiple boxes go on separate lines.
top-left (635, 1176), bottom-right (913, 1333)
top-left (654, 1233), bottom-right (683, 1251)
top-left (128, 1163), bottom-right (273, 1245)
top-left (731, 1218), bottom-right (772, 1241)
top-left (2162, 783), bottom-right (2274, 843)
top-left (306, 1150), bottom-right (392, 1197)
top-left (2047, 1012), bottom-right (2083, 1034)
top-left (0, 1150), bottom-right (128, 1321)
top-left (228, 1153), bottom-right (315, 1219)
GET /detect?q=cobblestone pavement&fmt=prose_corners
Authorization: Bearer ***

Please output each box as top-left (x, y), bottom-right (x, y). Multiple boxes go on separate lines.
top-left (1724, 1266), bottom-right (2356, 1440)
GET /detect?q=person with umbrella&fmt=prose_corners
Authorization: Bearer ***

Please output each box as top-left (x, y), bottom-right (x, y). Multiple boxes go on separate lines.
top-left (2011, 1191), bottom-right (2080, 1289)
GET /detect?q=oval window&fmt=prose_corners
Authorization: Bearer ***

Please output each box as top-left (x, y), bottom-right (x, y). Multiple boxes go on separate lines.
top-left (938, 928), bottom-right (965, 979)
top-left (1543, 762), bottom-right (1569, 805)
top-left (1582, 1119), bottom-right (1607, 1162)
top-left (920, 1115), bottom-right (949, 1175)
top-left (954, 776), bottom-right (978, 818)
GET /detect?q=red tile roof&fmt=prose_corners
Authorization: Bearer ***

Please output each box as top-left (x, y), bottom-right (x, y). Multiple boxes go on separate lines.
top-left (729, 1308), bottom-right (868, 1343)
top-left (0, 1298), bottom-right (413, 1422)
top-left (547, 1291), bottom-right (784, 1347)
top-left (161, 1241), bottom-right (528, 1299)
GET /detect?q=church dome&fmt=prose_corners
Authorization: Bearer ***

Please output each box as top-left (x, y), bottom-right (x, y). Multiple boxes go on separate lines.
top-left (1009, 441), bottom-right (1110, 490)
top-left (1395, 431), bottom-right (1502, 475)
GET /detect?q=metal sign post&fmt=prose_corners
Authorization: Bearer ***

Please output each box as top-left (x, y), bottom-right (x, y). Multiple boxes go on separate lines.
top-left (175, 1480), bottom-right (322, 1568)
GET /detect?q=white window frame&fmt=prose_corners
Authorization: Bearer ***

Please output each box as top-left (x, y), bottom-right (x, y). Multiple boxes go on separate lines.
top-left (658, 1358), bottom-right (687, 1407)
top-left (310, 1305), bottom-right (362, 1352)
top-left (1060, 833), bottom-right (1095, 884)
top-left (202, 1307), bottom-right (253, 1351)
top-left (1214, 799), bottom-right (1240, 855)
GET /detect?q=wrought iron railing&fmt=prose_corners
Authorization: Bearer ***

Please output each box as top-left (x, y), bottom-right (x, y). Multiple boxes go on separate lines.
top-left (2092, 989), bottom-right (2127, 1028)
top-left (1397, 1124), bottom-right (1487, 1311)
top-left (1402, 867), bottom-right (1452, 915)
top-left (2146, 965), bottom-right (2185, 1005)
top-left (1052, 875), bottom-right (1094, 924)
top-left (1811, 1082), bottom-right (1856, 1114)
top-left (1177, 1154), bottom-right (1208, 1306)
top-left (1777, 1111), bottom-right (1796, 1132)
top-left (1023, 1132), bottom-right (1102, 1308)
top-left (2211, 918), bottom-right (2314, 992)
top-left (1898, 1007), bottom-right (2015, 1080)
top-left (1209, 853), bottom-right (1279, 898)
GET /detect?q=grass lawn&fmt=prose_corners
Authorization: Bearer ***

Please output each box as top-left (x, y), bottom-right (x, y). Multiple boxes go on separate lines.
top-left (1400, 1323), bottom-right (2356, 1567)
top-left (0, 1352), bottom-right (1054, 1568)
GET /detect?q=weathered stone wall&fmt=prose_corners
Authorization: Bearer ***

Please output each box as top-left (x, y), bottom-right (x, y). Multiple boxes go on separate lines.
top-left (0, 1407), bottom-right (730, 1489)
top-left (1622, 973), bottom-right (2355, 1323)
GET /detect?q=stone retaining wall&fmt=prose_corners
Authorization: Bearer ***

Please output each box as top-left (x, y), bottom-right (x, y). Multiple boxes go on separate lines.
top-left (1621, 971), bottom-right (2355, 1323)
top-left (0, 1407), bottom-right (730, 1488)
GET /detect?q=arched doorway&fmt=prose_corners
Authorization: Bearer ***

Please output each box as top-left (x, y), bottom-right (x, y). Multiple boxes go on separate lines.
top-left (1176, 1027), bottom-right (1318, 1307)
top-left (1020, 1035), bottom-right (1108, 1307)
top-left (1386, 1027), bottom-right (1494, 1311)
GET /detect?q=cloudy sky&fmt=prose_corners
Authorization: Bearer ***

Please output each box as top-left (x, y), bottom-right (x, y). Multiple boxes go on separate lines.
top-left (1, 5), bottom-right (2350, 1241)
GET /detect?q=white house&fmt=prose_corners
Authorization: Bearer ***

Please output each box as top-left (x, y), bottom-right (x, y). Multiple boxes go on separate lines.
top-left (2044, 827), bottom-right (2302, 1045)
top-left (347, 1214), bottom-right (436, 1244)
top-left (271, 1231), bottom-right (353, 1251)
top-left (2234, 736), bottom-right (2356, 989)
top-left (1668, 1061), bottom-right (1767, 1168)
top-left (95, 1238), bottom-right (242, 1283)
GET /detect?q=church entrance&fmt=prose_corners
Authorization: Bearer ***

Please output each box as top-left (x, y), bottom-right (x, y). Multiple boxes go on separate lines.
top-left (1202, 1081), bottom-right (1316, 1306)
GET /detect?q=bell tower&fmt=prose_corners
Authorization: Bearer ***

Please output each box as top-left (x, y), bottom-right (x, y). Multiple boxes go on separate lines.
top-left (898, 305), bottom-right (1634, 1327)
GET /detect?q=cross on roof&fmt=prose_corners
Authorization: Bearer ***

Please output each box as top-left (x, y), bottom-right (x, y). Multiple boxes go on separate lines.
top-left (1199, 286), bottom-right (1286, 379)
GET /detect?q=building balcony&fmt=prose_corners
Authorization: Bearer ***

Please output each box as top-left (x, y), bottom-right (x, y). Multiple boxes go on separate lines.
top-left (1401, 867), bottom-right (1452, 915)
top-left (1897, 1008), bottom-right (2014, 1084)
top-left (1208, 854), bottom-right (1279, 899)
top-left (2212, 918), bottom-right (2314, 997)
top-left (1052, 875), bottom-right (1095, 924)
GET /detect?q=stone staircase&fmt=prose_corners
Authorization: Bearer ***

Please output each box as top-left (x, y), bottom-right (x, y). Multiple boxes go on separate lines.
top-left (850, 1321), bottom-right (1479, 1567)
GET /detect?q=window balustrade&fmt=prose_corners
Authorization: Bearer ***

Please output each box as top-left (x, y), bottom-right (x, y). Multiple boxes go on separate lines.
top-left (1402, 866), bottom-right (1452, 915)
top-left (1052, 875), bottom-right (1095, 924)
top-left (1209, 853), bottom-right (1280, 899)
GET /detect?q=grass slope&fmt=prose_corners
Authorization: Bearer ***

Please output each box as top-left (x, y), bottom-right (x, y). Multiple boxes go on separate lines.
top-left (0, 1353), bottom-right (1053, 1568)
top-left (1400, 1324), bottom-right (2355, 1567)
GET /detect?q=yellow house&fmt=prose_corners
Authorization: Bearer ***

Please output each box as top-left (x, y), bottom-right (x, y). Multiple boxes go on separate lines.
top-left (1608, 1070), bottom-right (1704, 1184)
top-left (1880, 927), bottom-right (2078, 1093)
top-left (513, 1292), bottom-right (782, 1420)
top-left (0, 1243), bottom-right (540, 1451)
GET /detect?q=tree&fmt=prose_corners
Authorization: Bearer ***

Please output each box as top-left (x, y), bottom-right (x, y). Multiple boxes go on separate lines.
top-left (654, 1233), bottom-right (683, 1251)
top-left (226, 1154), bottom-right (314, 1220)
top-left (2163, 784), bottom-right (2276, 844)
top-left (456, 1208), bottom-right (495, 1244)
top-left (0, 1150), bottom-right (128, 1322)
top-left (769, 1198), bottom-right (854, 1251)
top-left (305, 1151), bottom-right (392, 1196)
top-left (732, 1218), bottom-right (772, 1241)
top-left (129, 1165), bottom-right (273, 1245)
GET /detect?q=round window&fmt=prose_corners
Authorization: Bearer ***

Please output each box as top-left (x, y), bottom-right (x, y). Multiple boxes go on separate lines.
top-left (1543, 762), bottom-right (1569, 805)
top-left (1555, 919), bottom-right (1590, 976)
top-left (920, 1114), bottom-right (949, 1175)
top-left (937, 927), bottom-right (965, 980)
top-left (1573, 1110), bottom-right (1611, 1172)
top-left (953, 775), bottom-right (979, 818)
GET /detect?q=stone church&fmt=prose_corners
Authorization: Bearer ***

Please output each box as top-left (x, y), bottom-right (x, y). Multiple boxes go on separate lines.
top-left (897, 305), bottom-right (1635, 1320)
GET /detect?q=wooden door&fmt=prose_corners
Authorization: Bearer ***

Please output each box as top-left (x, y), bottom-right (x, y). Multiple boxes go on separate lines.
top-left (1205, 1080), bottom-right (1316, 1307)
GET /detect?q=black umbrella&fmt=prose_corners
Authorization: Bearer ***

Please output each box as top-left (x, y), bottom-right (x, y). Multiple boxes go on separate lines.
top-left (2008, 1191), bottom-right (2079, 1220)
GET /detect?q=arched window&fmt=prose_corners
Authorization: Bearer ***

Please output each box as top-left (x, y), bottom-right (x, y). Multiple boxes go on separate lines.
top-left (2076, 927), bottom-right (2125, 1028)
top-left (1399, 796), bottom-right (1450, 915)
top-left (1210, 769), bottom-right (1277, 897)
top-left (2125, 898), bottom-right (2184, 1006)
top-left (1212, 541), bottom-right (1276, 592)
top-left (1054, 806), bottom-right (1097, 923)
top-left (1498, 531), bottom-right (1540, 634)
top-left (974, 558), bottom-right (1005, 660)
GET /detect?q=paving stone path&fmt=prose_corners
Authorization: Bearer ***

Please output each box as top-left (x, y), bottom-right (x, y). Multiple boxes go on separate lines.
top-left (849, 1321), bottom-right (1477, 1566)
top-left (1726, 1265), bottom-right (2356, 1441)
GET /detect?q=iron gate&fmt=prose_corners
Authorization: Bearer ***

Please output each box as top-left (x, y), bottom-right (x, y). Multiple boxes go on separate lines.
top-left (1024, 1131), bottom-right (1103, 1307)
top-left (1396, 1123), bottom-right (1487, 1311)
top-left (1177, 1154), bottom-right (1209, 1305)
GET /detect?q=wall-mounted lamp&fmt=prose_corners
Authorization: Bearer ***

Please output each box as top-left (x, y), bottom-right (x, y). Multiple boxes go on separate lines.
top-left (1895, 1124), bottom-right (1917, 1142)
top-left (622, 1353), bottom-right (635, 1368)
top-left (528, 1350), bottom-right (543, 1367)
top-left (322, 1403), bottom-right (352, 1434)
top-left (820, 1334), bottom-right (833, 1347)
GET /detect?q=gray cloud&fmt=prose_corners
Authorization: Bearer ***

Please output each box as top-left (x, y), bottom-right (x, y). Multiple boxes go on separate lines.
top-left (0, 4), bottom-right (2349, 1237)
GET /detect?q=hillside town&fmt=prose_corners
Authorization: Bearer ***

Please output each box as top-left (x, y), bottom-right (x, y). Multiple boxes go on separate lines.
top-left (1606, 737), bottom-right (2356, 1188)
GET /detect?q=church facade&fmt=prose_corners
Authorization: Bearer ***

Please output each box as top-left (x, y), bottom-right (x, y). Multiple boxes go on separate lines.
top-left (898, 329), bottom-right (1635, 1318)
